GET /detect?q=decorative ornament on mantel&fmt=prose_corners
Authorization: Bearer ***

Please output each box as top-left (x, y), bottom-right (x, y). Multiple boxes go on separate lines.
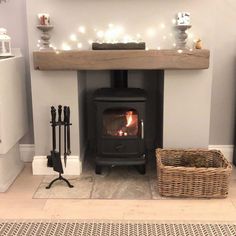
top-left (195, 39), bottom-right (203, 49)
top-left (37, 13), bottom-right (54, 51)
top-left (0, 28), bottom-right (12, 57)
top-left (175, 12), bottom-right (192, 49)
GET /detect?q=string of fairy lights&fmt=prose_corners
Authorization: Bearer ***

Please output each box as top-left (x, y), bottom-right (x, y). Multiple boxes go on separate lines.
top-left (37, 19), bottom-right (198, 51)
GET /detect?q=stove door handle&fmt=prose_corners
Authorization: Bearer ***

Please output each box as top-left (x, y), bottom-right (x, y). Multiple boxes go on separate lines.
top-left (140, 119), bottom-right (144, 139)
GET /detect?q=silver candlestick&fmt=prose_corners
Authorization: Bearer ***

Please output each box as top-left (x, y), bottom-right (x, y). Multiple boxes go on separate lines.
top-left (37, 25), bottom-right (54, 51)
top-left (176, 25), bottom-right (192, 49)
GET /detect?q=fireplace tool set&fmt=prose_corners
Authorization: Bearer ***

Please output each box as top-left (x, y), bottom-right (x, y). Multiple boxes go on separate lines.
top-left (46, 105), bottom-right (73, 189)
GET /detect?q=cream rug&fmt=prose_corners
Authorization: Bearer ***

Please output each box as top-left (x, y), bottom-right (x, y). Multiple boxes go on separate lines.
top-left (0, 220), bottom-right (235, 236)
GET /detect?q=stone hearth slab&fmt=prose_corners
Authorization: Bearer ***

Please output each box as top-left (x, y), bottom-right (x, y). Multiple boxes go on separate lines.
top-left (33, 163), bottom-right (160, 200)
top-left (91, 168), bottom-right (152, 199)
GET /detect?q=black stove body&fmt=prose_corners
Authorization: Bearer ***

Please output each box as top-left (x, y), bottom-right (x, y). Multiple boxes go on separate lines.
top-left (93, 70), bottom-right (147, 174)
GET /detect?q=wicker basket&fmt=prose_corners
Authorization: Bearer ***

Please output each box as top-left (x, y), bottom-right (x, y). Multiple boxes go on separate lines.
top-left (156, 149), bottom-right (232, 198)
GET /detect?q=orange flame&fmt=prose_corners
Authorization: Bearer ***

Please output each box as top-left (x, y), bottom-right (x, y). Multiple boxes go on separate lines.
top-left (126, 111), bottom-right (133, 127)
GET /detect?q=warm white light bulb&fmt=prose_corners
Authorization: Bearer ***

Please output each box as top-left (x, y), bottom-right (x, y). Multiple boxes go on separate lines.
top-left (108, 23), bottom-right (114, 28)
top-left (78, 26), bottom-right (86, 34)
top-left (103, 25), bottom-right (124, 43)
top-left (77, 42), bottom-right (83, 49)
top-left (62, 43), bottom-right (71, 51)
top-left (70, 34), bottom-right (77, 41)
top-left (173, 43), bottom-right (177, 47)
top-left (157, 46), bottom-right (161, 50)
top-left (88, 39), bottom-right (93, 45)
top-left (116, 25), bottom-right (124, 33)
top-left (160, 23), bottom-right (166, 29)
top-left (177, 49), bottom-right (183, 53)
top-left (136, 33), bottom-right (142, 42)
top-left (97, 31), bottom-right (104, 38)
top-left (147, 27), bottom-right (156, 37)
top-left (123, 35), bottom-right (132, 43)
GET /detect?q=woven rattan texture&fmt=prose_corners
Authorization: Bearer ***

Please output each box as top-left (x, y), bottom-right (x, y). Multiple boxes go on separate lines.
top-left (0, 221), bottom-right (236, 236)
top-left (156, 149), bottom-right (232, 198)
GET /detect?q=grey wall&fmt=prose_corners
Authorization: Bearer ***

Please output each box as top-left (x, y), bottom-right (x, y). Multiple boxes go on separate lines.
top-left (0, 0), bottom-right (236, 145)
top-left (210, 0), bottom-right (236, 145)
top-left (0, 0), bottom-right (34, 144)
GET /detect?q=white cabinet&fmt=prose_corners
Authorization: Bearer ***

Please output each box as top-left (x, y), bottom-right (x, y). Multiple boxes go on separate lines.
top-left (0, 50), bottom-right (28, 154)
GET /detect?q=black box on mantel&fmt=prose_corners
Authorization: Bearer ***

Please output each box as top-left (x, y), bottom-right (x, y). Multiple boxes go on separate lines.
top-left (92, 42), bottom-right (146, 50)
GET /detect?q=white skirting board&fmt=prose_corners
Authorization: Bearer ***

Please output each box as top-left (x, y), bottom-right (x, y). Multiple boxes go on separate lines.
top-left (19, 144), bottom-right (35, 162)
top-left (22, 144), bottom-right (234, 175)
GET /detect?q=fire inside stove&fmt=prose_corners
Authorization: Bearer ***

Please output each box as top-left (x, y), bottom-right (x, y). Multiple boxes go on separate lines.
top-left (103, 108), bottom-right (138, 137)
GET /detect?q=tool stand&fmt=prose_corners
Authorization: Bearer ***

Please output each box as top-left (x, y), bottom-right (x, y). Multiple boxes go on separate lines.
top-left (46, 173), bottom-right (74, 189)
top-left (46, 105), bottom-right (74, 189)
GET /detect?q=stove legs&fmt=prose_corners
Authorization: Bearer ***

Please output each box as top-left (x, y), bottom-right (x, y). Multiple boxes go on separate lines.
top-left (95, 165), bottom-right (102, 175)
top-left (136, 164), bottom-right (146, 175)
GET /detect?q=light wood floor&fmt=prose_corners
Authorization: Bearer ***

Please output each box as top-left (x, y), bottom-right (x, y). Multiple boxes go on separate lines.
top-left (0, 164), bottom-right (236, 222)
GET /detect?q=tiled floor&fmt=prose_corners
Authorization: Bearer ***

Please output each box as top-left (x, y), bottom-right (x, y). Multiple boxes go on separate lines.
top-left (0, 163), bottom-right (236, 222)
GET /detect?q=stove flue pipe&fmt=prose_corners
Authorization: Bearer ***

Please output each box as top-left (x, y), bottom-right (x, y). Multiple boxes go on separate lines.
top-left (111, 70), bottom-right (128, 88)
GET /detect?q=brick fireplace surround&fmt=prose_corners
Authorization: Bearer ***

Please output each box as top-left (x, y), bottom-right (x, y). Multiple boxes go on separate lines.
top-left (31, 49), bottom-right (211, 175)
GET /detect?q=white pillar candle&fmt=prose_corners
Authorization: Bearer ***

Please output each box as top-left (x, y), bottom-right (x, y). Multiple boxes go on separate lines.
top-left (38, 13), bottom-right (50, 26)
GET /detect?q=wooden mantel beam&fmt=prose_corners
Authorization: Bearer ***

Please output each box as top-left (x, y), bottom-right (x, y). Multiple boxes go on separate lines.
top-left (33, 49), bottom-right (210, 71)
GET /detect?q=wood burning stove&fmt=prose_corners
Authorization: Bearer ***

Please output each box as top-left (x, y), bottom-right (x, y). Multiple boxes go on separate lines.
top-left (93, 70), bottom-right (147, 174)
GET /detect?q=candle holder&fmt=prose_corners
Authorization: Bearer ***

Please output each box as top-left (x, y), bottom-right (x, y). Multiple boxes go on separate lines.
top-left (175, 25), bottom-right (192, 49)
top-left (37, 25), bottom-right (54, 51)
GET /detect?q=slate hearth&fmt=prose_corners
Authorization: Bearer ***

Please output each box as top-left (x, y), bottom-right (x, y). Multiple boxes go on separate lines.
top-left (33, 154), bottom-right (161, 200)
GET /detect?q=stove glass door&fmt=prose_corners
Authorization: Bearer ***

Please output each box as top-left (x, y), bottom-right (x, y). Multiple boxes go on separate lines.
top-left (103, 108), bottom-right (138, 137)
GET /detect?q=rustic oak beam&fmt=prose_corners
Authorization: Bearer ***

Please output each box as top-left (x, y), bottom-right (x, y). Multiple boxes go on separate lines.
top-left (33, 49), bottom-right (210, 71)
